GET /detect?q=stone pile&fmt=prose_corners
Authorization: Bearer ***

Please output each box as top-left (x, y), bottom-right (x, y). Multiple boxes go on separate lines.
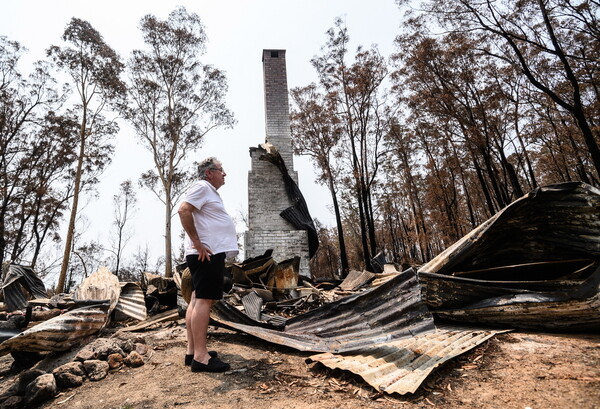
top-left (0, 335), bottom-right (147, 409)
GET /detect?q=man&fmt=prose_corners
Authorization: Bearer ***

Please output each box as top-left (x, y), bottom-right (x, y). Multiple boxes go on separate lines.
top-left (178, 157), bottom-right (238, 372)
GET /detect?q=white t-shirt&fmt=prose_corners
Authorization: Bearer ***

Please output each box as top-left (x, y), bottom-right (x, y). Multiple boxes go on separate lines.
top-left (182, 180), bottom-right (239, 258)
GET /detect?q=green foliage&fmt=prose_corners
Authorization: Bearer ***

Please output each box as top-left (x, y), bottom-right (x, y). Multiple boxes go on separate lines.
top-left (122, 6), bottom-right (235, 276)
top-left (48, 17), bottom-right (126, 292)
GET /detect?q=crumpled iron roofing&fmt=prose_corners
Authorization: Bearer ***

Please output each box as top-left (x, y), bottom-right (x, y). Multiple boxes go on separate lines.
top-left (114, 282), bottom-right (147, 322)
top-left (1, 264), bottom-right (47, 311)
top-left (418, 182), bottom-right (600, 331)
top-left (212, 267), bottom-right (435, 353)
top-left (0, 303), bottom-right (110, 357)
top-left (309, 324), bottom-right (508, 395)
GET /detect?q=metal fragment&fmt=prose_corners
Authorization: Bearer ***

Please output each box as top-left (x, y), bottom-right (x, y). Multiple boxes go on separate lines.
top-left (74, 266), bottom-right (120, 315)
top-left (309, 324), bottom-right (508, 395)
top-left (418, 182), bottom-right (600, 331)
top-left (114, 282), bottom-right (147, 321)
top-left (211, 267), bottom-right (435, 353)
top-left (0, 303), bottom-right (110, 357)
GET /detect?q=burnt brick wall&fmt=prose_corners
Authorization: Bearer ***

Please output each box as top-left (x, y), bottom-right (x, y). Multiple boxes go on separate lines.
top-left (244, 230), bottom-right (309, 275)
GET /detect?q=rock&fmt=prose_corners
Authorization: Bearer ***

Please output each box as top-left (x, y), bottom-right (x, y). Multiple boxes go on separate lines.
top-left (75, 346), bottom-right (96, 362)
top-left (107, 353), bottom-right (123, 370)
top-left (132, 335), bottom-right (146, 345)
top-left (0, 395), bottom-right (23, 409)
top-left (79, 338), bottom-right (125, 360)
top-left (93, 340), bottom-right (125, 360)
top-left (52, 362), bottom-right (85, 388)
top-left (23, 373), bottom-right (56, 407)
top-left (83, 360), bottom-right (109, 381)
top-left (17, 369), bottom-right (46, 393)
top-left (124, 351), bottom-right (144, 368)
top-left (135, 342), bottom-right (148, 356)
top-left (118, 339), bottom-right (135, 354)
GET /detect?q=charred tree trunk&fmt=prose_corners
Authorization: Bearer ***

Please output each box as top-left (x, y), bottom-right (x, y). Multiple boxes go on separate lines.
top-left (327, 172), bottom-right (349, 276)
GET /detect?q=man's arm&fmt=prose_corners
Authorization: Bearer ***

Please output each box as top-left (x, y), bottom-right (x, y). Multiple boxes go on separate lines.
top-left (178, 201), bottom-right (212, 261)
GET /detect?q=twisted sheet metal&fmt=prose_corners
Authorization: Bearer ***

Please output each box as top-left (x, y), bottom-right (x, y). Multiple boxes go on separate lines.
top-left (1, 264), bottom-right (47, 311)
top-left (242, 291), bottom-right (264, 321)
top-left (114, 282), bottom-right (147, 321)
top-left (419, 182), bottom-right (600, 275)
top-left (74, 266), bottom-right (121, 315)
top-left (309, 325), bottom-right (508, 395)
top-left (0, 304), bottom-right (110, 356)
top-left (432, 265), bottom-right (600, 331)
top-left (418, 182), bottom-right (600, 331)
top-left (211, 267), bottom-right (435, 353)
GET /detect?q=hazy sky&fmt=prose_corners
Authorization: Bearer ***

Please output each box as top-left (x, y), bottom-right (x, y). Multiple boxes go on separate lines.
top-left (1, 0), bottom-right (404, 276)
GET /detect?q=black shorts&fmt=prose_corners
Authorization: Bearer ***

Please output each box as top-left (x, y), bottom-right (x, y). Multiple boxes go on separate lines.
top-left (186, 253), bottom-right (226, 300)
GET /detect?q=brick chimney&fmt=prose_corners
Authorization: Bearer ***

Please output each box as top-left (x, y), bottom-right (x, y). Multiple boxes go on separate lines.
top-left (245, 49), bottom-right (311, 277)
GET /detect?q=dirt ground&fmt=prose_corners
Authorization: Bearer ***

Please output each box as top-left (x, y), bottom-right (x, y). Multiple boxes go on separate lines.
top-left (2, 321), bottom-right (599, 409)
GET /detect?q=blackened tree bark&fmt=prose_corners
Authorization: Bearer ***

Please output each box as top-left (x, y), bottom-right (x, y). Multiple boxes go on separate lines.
top-left (290, 85), bottom-right (349, 276)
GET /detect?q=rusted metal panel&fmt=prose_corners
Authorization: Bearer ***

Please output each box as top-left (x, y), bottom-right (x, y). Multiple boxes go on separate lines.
top-left (418, 182), bottom-right (600, 331)
top-left (179, 268), bottom-right (193, 304)
top-left (309, 325), bottom-right (508, 395)
top-left (0, 304), bottom-right (110, 356)
top-left (267, 257), bottom-right (300, 291)
top-left (211, 267), bottom-right (435, 353)
top-left (339, 270), bottom-right (375, 291)
top-left (230, 251), bottom-right (275, 286)
top-left (114, 282), bottom-right (147, 321)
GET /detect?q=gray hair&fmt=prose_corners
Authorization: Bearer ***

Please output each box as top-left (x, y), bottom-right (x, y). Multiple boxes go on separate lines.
top-left (198, 157), bottom-right (219, 180)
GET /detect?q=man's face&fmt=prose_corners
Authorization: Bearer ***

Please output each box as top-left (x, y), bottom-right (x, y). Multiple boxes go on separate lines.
top-left (206, 162), bottom-right (226, 189)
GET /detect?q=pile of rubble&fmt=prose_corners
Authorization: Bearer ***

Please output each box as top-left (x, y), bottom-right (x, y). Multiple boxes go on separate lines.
top-left (0, 181), bottom-right (598, 406)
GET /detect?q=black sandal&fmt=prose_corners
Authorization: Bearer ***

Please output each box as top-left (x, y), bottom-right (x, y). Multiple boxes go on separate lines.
top-left (191, 356), bottom-right (230, 372)
top-left (184, 351), bottom-right (218, 366)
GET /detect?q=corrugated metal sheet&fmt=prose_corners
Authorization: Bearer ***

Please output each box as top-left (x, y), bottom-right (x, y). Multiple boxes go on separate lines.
top-left (418, 182), bottom-right (600, 331)
top-left (241, 291), bottom-right (263, 321)
top-left (211, 267), bottom-right (435, 353)
top-left (1, 264), bottom-right (47, 311)
top-left (0, 303), bottom-right (110, 356)
top-left (114, 282), bottom-right (147, 321)
top-left (309, 325), bottom-right (509, 395)
top-left (74, 266), bottom-right (121, 315)
top-left (419, 182), bottom-right (600, 275)
top-left (432, 267), bottom-right (600, 331)
top-left (259, 143), bottom-right (319, 258)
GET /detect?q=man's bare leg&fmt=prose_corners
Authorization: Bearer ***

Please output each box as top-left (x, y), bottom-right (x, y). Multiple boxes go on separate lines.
top-left (192, 298), bottom-right (214, 364)
top-left (185, 295), bottom-right (197, 355)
